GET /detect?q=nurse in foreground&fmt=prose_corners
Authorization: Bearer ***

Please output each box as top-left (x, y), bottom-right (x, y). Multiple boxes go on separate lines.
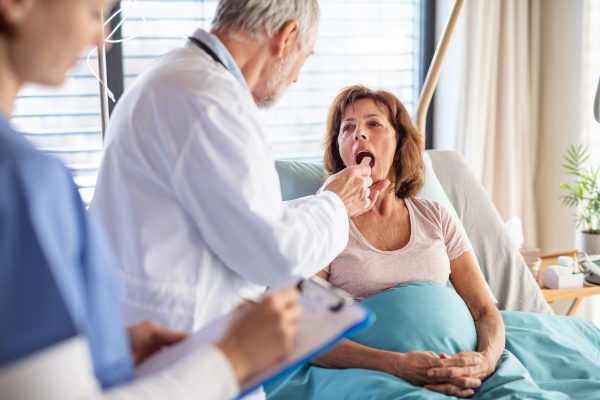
top-left (0, 0), bottom-right (303, 399)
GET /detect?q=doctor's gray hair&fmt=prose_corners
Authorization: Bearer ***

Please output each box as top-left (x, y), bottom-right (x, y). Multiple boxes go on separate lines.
top-left (211, 0), bottom-right (320, 51)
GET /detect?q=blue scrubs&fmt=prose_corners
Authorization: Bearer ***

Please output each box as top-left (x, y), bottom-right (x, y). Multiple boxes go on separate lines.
top-left (0, 117), bottom-right (134, 388)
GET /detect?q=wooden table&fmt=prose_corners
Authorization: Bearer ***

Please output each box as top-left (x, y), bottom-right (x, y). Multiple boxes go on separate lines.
top-left (539, 249), bottom-right (600, 316)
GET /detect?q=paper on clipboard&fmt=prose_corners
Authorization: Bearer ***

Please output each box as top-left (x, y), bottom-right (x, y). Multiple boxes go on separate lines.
top-left (135, 277), bottom-right (373, 396)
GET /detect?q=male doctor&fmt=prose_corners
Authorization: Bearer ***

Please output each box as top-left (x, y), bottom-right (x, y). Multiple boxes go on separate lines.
top-left (93, 0), bottom-right (387, 366)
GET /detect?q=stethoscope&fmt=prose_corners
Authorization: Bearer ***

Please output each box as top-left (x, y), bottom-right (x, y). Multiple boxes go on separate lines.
top-left (188, 36), bottom-right (228, 70)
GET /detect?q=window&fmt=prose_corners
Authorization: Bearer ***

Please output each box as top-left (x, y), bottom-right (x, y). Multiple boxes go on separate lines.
top-left (12, 58), bottom-right (103, 204)
top-left (13, 0), bottom-right (422, 200)
top-left (261, 0), bottom-right (421, 161)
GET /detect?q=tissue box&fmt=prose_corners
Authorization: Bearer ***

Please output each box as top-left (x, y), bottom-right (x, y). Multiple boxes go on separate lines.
top-left (543, 268), bottom-right (584, 289)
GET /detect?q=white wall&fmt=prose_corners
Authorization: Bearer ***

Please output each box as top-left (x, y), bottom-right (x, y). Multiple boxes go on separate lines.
top-left (433, 0), bottom-right (584, 253)
top-left (535, 0), bottom-right (583, 253)
top-left (433, 0), bottom-right (597, 325)
top-left (433, 0), bottom-right (467, 151)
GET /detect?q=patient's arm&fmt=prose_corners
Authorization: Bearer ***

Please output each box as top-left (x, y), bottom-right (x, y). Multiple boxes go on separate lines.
top-left (311, 270), bottom-right (481, 398)
top-left (425, 251), bottom-right (505, 391)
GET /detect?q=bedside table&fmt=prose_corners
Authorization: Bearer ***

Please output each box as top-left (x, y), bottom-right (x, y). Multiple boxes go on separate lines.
top-left (539, 249), bottom-right (600, 316)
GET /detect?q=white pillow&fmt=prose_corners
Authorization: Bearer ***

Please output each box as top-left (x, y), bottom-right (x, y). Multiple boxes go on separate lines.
top-left (417, 153), bottom-right (498, 303)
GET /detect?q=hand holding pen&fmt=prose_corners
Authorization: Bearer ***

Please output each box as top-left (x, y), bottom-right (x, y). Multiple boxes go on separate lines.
top-left (216, 288), bottom-right (304, 384)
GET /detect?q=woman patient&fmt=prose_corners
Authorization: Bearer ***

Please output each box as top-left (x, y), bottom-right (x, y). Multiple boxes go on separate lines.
top-left (312, 86), bottom-right (505, 398)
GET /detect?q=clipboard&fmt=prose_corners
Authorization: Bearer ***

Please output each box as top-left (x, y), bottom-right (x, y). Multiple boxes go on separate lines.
top-left (135, 276), bottom-right (374, 397)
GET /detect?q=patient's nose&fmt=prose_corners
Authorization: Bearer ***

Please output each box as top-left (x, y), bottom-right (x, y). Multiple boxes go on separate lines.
top-left (354, 129), bottom-right (368, 141)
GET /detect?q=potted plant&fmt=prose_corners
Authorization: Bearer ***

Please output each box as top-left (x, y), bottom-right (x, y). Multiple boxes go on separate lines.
top-left (559, 144), bottom-right (600, 255)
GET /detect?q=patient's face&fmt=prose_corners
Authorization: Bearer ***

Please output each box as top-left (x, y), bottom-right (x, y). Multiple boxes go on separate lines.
top-left (337, 98), bottom-right (398, 182)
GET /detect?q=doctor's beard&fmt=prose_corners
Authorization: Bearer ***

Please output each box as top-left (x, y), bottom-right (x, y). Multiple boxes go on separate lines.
top-left (258, 51), bottom-right (299, 109)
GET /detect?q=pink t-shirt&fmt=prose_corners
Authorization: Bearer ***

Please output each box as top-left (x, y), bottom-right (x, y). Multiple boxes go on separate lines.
top-left (325, 197), bottom-right (471, 302)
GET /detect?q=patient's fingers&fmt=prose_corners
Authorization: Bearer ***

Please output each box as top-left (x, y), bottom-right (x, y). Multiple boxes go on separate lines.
top-left (432, 355), bottom-right (481, 368)
top-left (428, 366), bottom-right (479, 379)
top-left (424, 384), bottom-right (475, 398)
top-left (452, 376), bottom-right (481, 388)
top-left (437, 375), bottom-right (481, 389)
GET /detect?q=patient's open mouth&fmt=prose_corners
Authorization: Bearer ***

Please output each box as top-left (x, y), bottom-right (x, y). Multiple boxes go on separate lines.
top-left (356, 150), bottom-right (375, 168)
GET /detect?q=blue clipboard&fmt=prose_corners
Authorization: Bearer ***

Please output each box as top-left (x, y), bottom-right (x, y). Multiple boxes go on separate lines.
top-left (239, 277), bottom-right (375, 397)
top-left (135, 277), bottom-right (374, 396)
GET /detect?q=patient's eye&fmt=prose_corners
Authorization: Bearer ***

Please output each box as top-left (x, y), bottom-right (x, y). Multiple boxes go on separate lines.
top-left (342, 125), bottom-right (353, 132)
top-left (369, 121), bottom-right (381, 127)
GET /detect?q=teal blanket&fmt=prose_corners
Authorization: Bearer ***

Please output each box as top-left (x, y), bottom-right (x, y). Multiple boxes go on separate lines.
top-left (266, 282), bottom-right (600, 399)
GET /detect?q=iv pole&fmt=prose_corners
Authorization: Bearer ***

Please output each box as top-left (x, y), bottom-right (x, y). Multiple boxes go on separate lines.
top-left (98, 9), bottom-right (110, 140)
top-left (415, 0), bottom-right (466, 138)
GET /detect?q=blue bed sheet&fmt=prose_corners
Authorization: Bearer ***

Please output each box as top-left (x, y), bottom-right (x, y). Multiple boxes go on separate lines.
top-left (266, 282), bottom-right (600, 399)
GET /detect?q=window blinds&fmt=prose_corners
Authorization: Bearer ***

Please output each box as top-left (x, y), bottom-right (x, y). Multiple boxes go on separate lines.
top-left (122, 0), bottom-right (421, 162)
top-left (13, 0), bottom-right (421, 201)
top-left (12, 58), bottom-right (103, 203)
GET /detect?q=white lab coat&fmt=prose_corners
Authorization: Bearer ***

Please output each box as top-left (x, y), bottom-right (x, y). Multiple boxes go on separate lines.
top-left (92, 29), bottom-right (348, 340)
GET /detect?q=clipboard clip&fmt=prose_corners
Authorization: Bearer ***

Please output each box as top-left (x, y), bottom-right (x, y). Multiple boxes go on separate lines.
top-left (296, 276), bottom-right (354, 312)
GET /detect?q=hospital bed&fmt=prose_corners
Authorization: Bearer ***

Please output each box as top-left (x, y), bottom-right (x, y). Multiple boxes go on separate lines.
top-left (271, 153), bottom-right (600, 400)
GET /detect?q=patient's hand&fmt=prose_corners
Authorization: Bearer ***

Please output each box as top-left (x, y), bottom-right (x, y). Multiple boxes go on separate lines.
top-left (312, 340), bottom-right (481, 398)
top-left (390, 351), bottom-right (481, 398)
top-left (425, 351), bottom-right (495, 390)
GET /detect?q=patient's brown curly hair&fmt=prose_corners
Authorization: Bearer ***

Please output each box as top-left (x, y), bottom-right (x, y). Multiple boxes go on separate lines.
top-left (323, 85), bottom-right (425, 199)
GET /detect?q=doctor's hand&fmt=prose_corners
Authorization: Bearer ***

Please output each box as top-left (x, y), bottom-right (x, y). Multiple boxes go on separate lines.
top-left (128, 320), bottom-right (188, 366)
top-left (321, 165), bottom-right (390, 217)
top-left (217, 288), bottom-right (304, 385)
top-left (388, 351), bottom-right (481, 398)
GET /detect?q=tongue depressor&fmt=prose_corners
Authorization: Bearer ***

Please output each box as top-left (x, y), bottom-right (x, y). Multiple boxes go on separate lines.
top-left (360, 157), bottom-right (372, 166)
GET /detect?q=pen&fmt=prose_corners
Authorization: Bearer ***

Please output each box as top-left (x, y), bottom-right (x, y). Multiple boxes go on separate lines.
top-left (238, 287), bottom-right (263, 303)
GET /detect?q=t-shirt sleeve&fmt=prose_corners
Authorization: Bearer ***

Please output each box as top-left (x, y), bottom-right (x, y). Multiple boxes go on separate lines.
top-left (0, 134), bottom-right (132, 387)
top-left (439, 205), bottom-right (472, 261)
top-left (0, 155), bottom-right (78, 368)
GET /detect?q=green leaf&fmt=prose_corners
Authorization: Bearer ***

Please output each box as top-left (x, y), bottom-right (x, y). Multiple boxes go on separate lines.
top-left (559, 182), bottom-right (571, 190)
top-left (560, 163), bottom-right (577, 171)
top-left (562, 155), bottom-right (576, 166)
